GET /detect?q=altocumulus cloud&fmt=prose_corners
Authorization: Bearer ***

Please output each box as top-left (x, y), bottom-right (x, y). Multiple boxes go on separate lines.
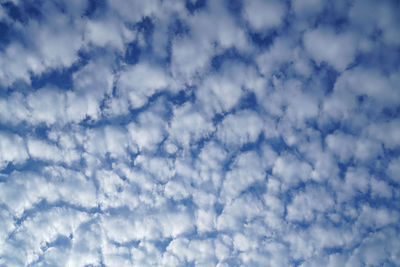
top-left (0, 0), bottom-right (399, 266)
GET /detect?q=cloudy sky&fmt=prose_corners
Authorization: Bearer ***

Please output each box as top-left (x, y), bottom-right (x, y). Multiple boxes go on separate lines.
top-left (0, 0), bottom-right (400, 266)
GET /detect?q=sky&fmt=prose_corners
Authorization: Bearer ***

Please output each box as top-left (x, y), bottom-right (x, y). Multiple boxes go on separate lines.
top-left (0, 0), bottom-right (399, 266)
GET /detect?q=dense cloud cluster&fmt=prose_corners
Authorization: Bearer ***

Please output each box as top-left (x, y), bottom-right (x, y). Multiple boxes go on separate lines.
top-left (0, 0), bottom-right (399, 266)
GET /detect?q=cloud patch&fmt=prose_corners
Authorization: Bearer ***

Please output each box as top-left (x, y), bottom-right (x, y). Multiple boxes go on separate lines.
top-left (0, 0), bottom-right (399, 266)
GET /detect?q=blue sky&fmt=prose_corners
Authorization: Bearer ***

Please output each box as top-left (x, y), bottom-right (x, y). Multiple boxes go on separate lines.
top-left (0, 0), bottom-right (400, 266)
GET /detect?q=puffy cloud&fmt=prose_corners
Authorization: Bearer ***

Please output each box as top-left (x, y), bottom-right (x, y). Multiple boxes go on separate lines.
top-left (168, 103), bottom-right (215, 148)
top-left (27, 88), bottom-right (67, 125)
top-left (117, 62), bottom-right (171, 108)
top-left (273, 154), bottom-right (312, 188)
top-left (220, 151), bottom-right (267, 203)
top-left (367, 119), bottom-right (400, 150)
top-left (0, 132), bottom-right (29, 168)
top-left (326, 132), bottom-right (356, 162)
top-left (127, 110), bottom-right (167, 152)
top-left (0, 92), bottom-right (30, 125)
top-left (27, 138), bottom-right (62, 162)
top-left (216, 110), bottom-right (264, 147)
top-left (83, 125), bottom-right (134, 161)
top-left (286, 185), bottom-right (334, 222)
top-left (170, 1), bottom-right (249, 82)
top-left (0, 0), bottom-right (399, 266)
top-left (387, 157), bottom-right (400, 183)
top-left (304, 27), bottom-right (358, 71)
top-left (0, 3), bottom-right (85, 87)
top-left (85, 17), bottom-right (134, 50)
top-left (349, 0), bottom-right (400, 46)
top-left (243, 0), bottom-right (286, 32)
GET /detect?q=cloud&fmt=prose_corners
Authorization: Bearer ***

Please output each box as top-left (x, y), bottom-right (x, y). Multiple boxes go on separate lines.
top-left (387, 157), bottom-right (400, 183)
top-left (117, 62), bottom-right (171, 109)
top-left (27, 138), bottom-right (63, 162)
top-left (220, 151), bottom-right (267, 203)
top-left (243, 0), bottom-right (285, 32)
top-left (273, 154), bottom-right (313, 188)
top-left (0, 131), bottom-right (29, 168)
top-left (168, 102), bottom-right (215, 148)
top-left (286, 185), bottom-right (334, 222)
top-left (0, 0), bottom-right (399, 266)
top-left (217, 110), bottom-right (264, 147)
top-left (304, 27), bottom-right (358, 71)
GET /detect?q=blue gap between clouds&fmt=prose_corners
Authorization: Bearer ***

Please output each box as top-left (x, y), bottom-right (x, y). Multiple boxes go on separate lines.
top-left (210, 47), bottom-right (253, 71)
top-left (225, 0), bottom-right (242, 17)
top-left (185, 0), bottom-right (207, 14)
top-left (81, 87), bottom-right (193, 130)
top-left (249, 29), bottom-right (278, 49)
top-left (124, 41), bottom-right (141, 65)
top-left (84, 0), bottom-right (107, 18)
top-left (29, 53), bottom-right (89, 91)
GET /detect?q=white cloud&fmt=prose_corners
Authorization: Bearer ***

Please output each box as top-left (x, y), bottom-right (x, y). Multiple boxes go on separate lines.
top-left (27, 88), bottom-right (67, 125)
top-left (326, 132), bottom-right (356, 162)
top-left (166, 237), bottom-right (216, 265)
top-left (191, 1), bottom-right (249, 51)
top-left (217, 110), bottom-right (264, 147)
top-left (43, 166), bottom-right (97, 208)
top-left (335, 167), bottom-right (370, 203)
top-left (330, 68), bottom-right (400, 112)
top-left (354, 138), bottom-right (382, 161)
top-left (135, 155), bottom-right (175, 183)
top-left (171, 37), bottom-right (213, 82)
top-left (195, 208), bottom-right (216, 233)
top-left (217, 193), bottom-right (265, 232)
top-left (0, 61), bottom-right (115, 126)
top-left (171, 1), bottom-right (250, 82)
top-left (197, 64), bottom-right (245, 113)
top-left (243, 0), bottom-right (285, 32)
top-left (164, 180), bottom-right (190, 201)
top-left (304, 27), bottom-right (358, 71)
top-left (85, 18), bottom-right (134, 51)
top-left (168, 103), bottom-right (215, 148)
top-left (0, 0), bottom-right (399, 266)
top-left (67, 220), bottom-right (102, 267)
top-left (69, 61), bottom-right (114, 121)
top-left (349, 0), bottom-right (400, 46)
top-left (109, 0), bottom-right (160, 23)
top-left (273, 154), bottom-right (312, 188)
top-left (127, 109), bottom-right (167, 152)
top-left (0, 92), bottom-right (30, 125)
top-left (367, 119), bottom-right (400, 150)
top-left (102, 243), bottom-right (132, 267)
top-left (31, 16), bottom-right (83, 69)
top-left (387, 157), bottom-right (400, 183)
top-left (3, 207), bottom-right (90, 266)
top-left (370, 178), bottom-right (392, 199)
top-left (346, 228), bottom-right (400, 266)
top-left (284, 79), bottom-right (320, 125)
top-left (27, 138), bottom-right (62, 162)
top-left (0, 3), bottom-right (86, 87)
top-left (117, 63), bottom-right (171, 109)
top-left (286, 185), bottom-right (334, 222)
top-left (96, 169), bottom-right (139, 210)
top-left (233, 233), bottom-right (251, 251)
top-left (220, 151), bottom-right (266, 203)
top-left (0, 132), bottom-right (29, 169)
top-left (256, 37), bottom-right (293, 77)
top-left (196, 141), bottom-right (228, 186)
